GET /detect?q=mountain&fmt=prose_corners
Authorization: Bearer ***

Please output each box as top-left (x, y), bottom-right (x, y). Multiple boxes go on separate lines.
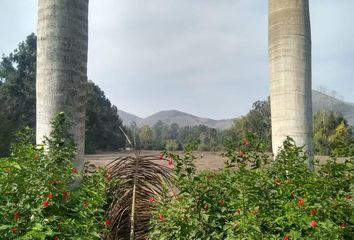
top-left (117, 110), bottom-right (142, 125)
top-left (118, 109), bottom-right (235, 129)
top-left (312, 90), bottom-right (354, 126)
top-left (118, 90), bottom-right (354, 130)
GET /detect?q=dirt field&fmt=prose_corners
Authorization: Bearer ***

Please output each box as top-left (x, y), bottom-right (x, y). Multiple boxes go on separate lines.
top-left (85, 151), bottom-right (338, 171)
top-left (85, 150), bottom-right (226, 171)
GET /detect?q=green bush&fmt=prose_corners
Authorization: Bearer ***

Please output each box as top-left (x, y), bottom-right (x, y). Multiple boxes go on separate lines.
top-left (150, 137), bottom-right (354, 239)
top-left (0, 113), bottom-right (109, 239)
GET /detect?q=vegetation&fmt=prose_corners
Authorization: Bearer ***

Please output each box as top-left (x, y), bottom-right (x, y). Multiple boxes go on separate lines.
top-left (0, 113), bottom-right (109, 239)
top-left (128, 121), bottom-right (225, 152)
top-left (0, 33), bottom-right (36, 156)
top-left (85, 81), bottom-right (126, 153)
top-left (1, 34), bottom-right (354, 239)
top-left (0, 34), bottom-right (126, 156)
top-left (227, 99), bottom-right (271, 151)
top-left (105, 154), bottom-right (173, 239)
top-left (150, 138), bottom-right (354, 239)
top-left (313, 111), bottom-right (354, 156)
top-left (127, 100), bottom-right (271, 152)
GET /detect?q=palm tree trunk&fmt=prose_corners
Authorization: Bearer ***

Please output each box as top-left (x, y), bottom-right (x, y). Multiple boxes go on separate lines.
top-left (36, 0), bottom-right (89, 171)
top-left (268, 0), bottom-right (314, 168)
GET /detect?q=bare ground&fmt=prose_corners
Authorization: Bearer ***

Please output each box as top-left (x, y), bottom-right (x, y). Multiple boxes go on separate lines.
top-left (85, 151), bottom-right (340, 171)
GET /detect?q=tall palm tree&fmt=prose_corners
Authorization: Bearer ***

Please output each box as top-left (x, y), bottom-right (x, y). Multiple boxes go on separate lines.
top-left (268, 0), bottom-right (313, 168)
top-left (36, 0), bottom-right (89, 171)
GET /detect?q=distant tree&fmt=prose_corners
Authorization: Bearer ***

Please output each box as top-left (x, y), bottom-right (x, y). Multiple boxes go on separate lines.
top-left (313, 111), bottom-right (348, 155)
top-left (228, 99), bottom-right (271, 150)
top-left (0, 33), bottom-right (36, 156)
top-left (165, 139), bottom-right (179, 151)
top-left (138, 125), bottom-right (154, 150)
top-left (0, 34), bottom-right (125, 155)
top-left (85, 81), bottom-right (126, 153)
top-left (328, 121), bottom-right (354, 157)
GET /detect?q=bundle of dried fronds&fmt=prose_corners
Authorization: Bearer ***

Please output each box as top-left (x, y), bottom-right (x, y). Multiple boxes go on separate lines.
top-left (104, 154), bottom-right (173, 240)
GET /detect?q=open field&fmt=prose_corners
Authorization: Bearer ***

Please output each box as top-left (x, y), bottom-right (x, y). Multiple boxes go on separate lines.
top-left (85, 150), bottom-right (226, 170)
top-left (85, 151), bottom-right (340, 170)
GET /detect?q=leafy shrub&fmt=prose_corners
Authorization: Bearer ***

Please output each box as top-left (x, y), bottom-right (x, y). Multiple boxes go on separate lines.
top-left (0, 113), bottom-right (109, 239)
top-left (150, 137), bottom-right (354, 239)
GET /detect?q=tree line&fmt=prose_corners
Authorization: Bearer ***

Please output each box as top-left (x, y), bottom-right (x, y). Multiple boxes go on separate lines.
top-left (0, 34), bottom-right (126, 156)
top-left (126, 121), bottom-right (227, 151)
top-left (1, 34), bottom-right (353, 156)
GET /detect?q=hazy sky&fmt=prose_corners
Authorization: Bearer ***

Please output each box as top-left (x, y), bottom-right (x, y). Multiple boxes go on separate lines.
top-left (0, 1), bottom-right (353, 119)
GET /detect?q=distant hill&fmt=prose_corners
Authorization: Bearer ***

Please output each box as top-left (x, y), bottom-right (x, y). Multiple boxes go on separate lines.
top-left (312, 90), bottom-right (354, 126)
top-left (117, 110), bottom-right (142, 125)
top-left (118, 90), bottom-right (354, 130)
top-left (118, 109), bottom-right (235, 130)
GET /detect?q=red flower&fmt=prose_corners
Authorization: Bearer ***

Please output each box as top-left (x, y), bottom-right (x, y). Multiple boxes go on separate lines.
top-left (13, 212), bottom-right (20, 220)
top-left (340, 223), bottom-right (345, 229)
top-left (159, 154), bottom-right (164, 160)
top-left (311, 208), bottom-right (317, 216)
top-left (168, 159), bottom-right (173, 166)
top-left (54, 236), bottom-right (60, 240)
top-left (105, 219), bottom-right (111, 226)
top-left (43, 200), bottom-right (49, 207)
top-left (62, 192), bottom-right (68, 201)
top-left (48, 192), bottom-right (53, 199)
top-left (11, 227), bottom-right (17, 234)
top-left (72, 168), bottom-right (78, 174)
top-left (311, 220), bottom-right (317, 228)
top-left (298, 199), bottom-right (305, 206)
top-left (159, 213), bottom-right (165, 222)
top-left (283, 235), bottom-right (289, 240)
top-left (149, 197), bottom-right (155, 203)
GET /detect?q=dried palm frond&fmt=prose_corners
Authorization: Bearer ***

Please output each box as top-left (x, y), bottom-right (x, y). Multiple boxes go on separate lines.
top-left (104, 154), bottom-right (174, 240)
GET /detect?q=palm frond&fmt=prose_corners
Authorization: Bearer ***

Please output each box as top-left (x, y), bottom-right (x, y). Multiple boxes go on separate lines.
top-left (104, 154), bottom-right (173, 240)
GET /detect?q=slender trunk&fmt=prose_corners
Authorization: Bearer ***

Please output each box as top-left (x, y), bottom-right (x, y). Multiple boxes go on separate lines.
top-left (268, 0), bottom-right (314, 168)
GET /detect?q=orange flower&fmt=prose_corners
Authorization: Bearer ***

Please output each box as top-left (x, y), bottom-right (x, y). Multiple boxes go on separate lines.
top-left (311, 208), bottom-right (317, 216)
top-left (298, 199), bottom-right (305, 206)
top-left (340, 223), bottom-right (345, 229)
top-left (11, 227), bottom-right (17, 234)
top-left (72, 168), bottom-right (78, 174)
top-left (149, 197), bottom-right (155, 203)
top-left (283, 235), bottom-right (289, 240)
top-left (311, 220), bottom-right (317, 228)
top-left (62, 192), bottom-right (68, 201)
top-left (159, 213), bottom-right (165, 222)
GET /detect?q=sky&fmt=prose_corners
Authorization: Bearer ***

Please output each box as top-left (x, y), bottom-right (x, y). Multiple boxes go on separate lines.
top-left (0, 1), bottom-right (353, 120)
